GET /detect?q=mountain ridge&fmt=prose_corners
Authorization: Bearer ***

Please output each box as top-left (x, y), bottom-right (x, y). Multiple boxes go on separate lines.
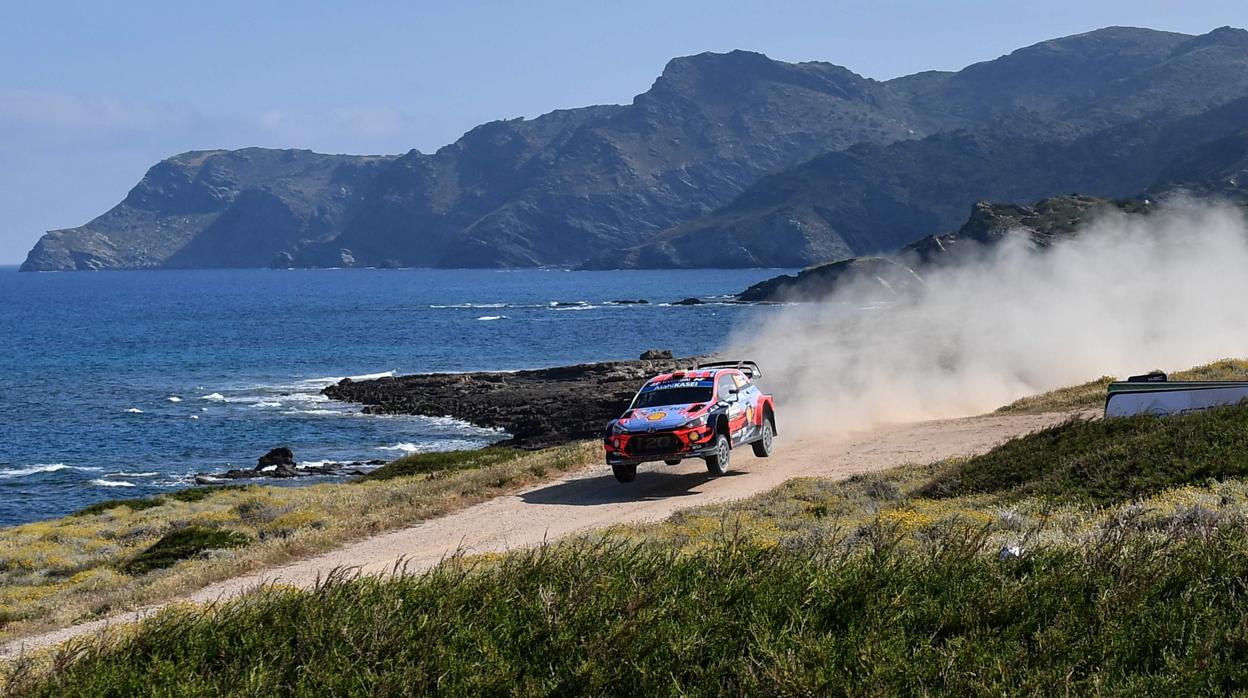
top-left (21, 26), bottom-right (1248, 272)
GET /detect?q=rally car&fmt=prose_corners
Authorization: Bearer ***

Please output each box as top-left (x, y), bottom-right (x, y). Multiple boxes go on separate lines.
top-left (603, 361), bottom-right (777, 483)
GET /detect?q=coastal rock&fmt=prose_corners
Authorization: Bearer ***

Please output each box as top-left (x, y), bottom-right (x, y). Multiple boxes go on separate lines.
top-left (639, 349), bottom-right (673, 360)
top-left (257, 447), bottom-right (296, 468)
top-left (323, 356), bottom-right (708, 449)
top-left (194, 456), bottom-right (386, 483)
top-left (672, 297), bottom-right (705, 306)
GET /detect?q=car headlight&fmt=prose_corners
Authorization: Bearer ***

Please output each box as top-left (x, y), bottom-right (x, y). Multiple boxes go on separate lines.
top-left (610, 421), bottom-right (627, 435)
top-left (681, 415), bottom-right (708, 429)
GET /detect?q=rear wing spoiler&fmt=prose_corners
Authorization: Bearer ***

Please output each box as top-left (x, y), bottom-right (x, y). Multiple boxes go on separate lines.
top-left (696, 360), bottom-right (762, 379)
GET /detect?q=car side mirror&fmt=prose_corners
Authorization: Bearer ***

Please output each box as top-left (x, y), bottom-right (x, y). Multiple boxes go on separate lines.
top-left (726, 389), bottom-right (739, 402)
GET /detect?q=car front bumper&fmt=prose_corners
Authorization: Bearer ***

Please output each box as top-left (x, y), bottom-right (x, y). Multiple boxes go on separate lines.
top-left (603, 425), bottom-right (716, 465)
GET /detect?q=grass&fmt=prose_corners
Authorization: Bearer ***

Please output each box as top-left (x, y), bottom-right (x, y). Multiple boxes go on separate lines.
top-left (71, 486), bottom-right (249, 517)
top-left (996, 358), bottom-right (1248, 414)
top-left (0, 442), bottom-right (596, 643)
top-left (360, 447), bottom-right (525, 481)
top-left (10, 532), bottom-right (1248, 696)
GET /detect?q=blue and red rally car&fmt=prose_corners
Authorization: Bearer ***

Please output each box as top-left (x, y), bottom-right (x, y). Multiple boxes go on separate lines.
top-left (603, 361), bottom-right (777, 483)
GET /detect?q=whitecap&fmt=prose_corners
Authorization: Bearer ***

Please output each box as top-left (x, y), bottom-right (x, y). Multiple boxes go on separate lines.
top-left (90, 479), bottom-right (136, 488)
top-left (477, 315), bottom-right (506, 321)
top-left (190, 415), bottom-right (200, 420)
top-left (378, 442), bottom-right (422, 453)
top-left (124, 407), bottom-right (144, 414)
top-left (201, 393), bottom-right (227, 402)
top-left (111, 471), bottom-right (159, 478)
top-left (167, 396), bottom-right (183, 403)
top-left (299, 370), bottom-right (396, 384)
top-left (253, 401), bottom-right (283, 408)
top-left (1, 463), bottom-right (68, 478)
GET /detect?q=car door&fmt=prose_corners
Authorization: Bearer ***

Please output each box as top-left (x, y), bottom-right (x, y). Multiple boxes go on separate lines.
top-left (732, 372), bottom-right (762, 441)
top-left (719, 373), bottom-right (748, 444)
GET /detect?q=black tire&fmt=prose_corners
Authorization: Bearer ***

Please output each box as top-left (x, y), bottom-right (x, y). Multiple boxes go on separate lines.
top-left (612, 463), bottom-right (637, 483)
top-left (752, 419), bottom-right (775, 458)
top-left (664, 459), bottom-right (681, 466)
top-left (705, 434), bottom-right (730, 475)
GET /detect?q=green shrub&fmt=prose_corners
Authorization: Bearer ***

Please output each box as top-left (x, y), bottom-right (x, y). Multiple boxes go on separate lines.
top-left (71, 497), bottom-right (166, 517)
top-left (922, 405), bottom-right (1248, 504)
top-left (120, 527), bottom-right (251, 576)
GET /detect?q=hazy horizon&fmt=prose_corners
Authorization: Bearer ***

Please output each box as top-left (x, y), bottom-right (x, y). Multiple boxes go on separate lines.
top-left (2, 1), bottom-right (1244, 263)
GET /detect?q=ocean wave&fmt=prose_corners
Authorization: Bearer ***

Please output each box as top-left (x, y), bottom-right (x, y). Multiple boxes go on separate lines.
top-left (429, 303), bottom-right (508, 309)
top-left (477, 315), bottom-right (506, 321)
top-left (167, 396), bottom-right (183, 403)
top-left (201, 392), bottom-right (227, 402)
top-left (252, 401), bottom-right (283, 408)
top-left (299, 370), bottom-right (396, 385)
top-left (280, 408), bottom-right (345, 416)
top-left (0, 464), bottom-right (105, 479)
top-left (124, 407), bottom-right (144, 414)
top-left (91, 479), bottom-right (136, 488)
top-left (377, 442), bottom-right (422, 453)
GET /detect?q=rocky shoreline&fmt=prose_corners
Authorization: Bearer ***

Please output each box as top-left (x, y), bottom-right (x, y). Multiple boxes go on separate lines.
top-left (323, 352), bottom-right (704, 449)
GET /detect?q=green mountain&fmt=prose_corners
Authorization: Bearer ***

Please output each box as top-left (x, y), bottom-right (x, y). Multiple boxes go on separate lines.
top-left (21, 26), bottom-right (1248, 271)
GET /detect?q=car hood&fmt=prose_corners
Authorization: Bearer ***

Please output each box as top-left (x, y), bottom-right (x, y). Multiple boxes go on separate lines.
top-left (618, 404), bottom-right (709, 431)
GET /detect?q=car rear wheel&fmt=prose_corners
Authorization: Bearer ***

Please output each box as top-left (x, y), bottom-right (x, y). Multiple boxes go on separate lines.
top-left (612, 463), bottom-right (637, 483)
top-left (705, 434), bottom-right (730, 475)
top-left (752, 419), bottom-right (774, 458)
top-left (664, 459), bottom-right (680, 466)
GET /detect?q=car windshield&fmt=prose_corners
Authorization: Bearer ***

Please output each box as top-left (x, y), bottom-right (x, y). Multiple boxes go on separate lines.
top-left (631, 384), bottom-right (713, 409)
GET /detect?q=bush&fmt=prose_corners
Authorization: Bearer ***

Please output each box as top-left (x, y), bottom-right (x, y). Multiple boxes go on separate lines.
top-left (71, 497), bottom-right (166, 517)
top-left (120, 527), bottom-right (251, 576)
top-left (922, 405), bottom-right (1248, 504)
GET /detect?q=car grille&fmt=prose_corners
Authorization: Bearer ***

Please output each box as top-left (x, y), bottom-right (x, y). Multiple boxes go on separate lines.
top-left (627, 433), bottom-right (679, 456)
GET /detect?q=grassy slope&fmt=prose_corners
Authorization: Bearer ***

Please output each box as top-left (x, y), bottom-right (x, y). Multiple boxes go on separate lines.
top-left (0, 443), bottom-right (595, 642)
top-left (15, 395), bottom-right (1248, 693)
top-left (997, 358), bottom-right (1248, 414)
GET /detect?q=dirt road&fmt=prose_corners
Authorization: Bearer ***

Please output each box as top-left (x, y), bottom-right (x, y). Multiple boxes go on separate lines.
top-left (1, 410), bottom-right (1069, 658)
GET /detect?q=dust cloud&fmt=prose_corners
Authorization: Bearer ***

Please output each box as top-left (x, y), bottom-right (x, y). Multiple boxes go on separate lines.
top-left (728, 201), bottom-right (1248, 437)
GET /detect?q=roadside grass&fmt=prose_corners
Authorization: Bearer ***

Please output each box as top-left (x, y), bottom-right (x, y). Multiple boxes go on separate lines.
top-left (996, 358), bottom-right (1248, 414)
top-left (10, 530), bottom-right (1248, 696)
top-left (360, 447), bottom-right (526, 481)
top-left (0, 442), bottom-right (596, 643)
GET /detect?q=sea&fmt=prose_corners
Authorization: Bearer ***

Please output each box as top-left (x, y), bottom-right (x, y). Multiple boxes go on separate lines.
top-left (0, 266), bottom-right (791, 526)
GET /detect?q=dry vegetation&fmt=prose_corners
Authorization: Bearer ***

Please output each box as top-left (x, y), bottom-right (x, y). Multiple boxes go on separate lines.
top-left (0, 442), bottom-right (595, 642)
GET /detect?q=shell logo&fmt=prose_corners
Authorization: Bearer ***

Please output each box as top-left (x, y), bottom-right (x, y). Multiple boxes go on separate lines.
top-left (647, 411), bottom-right (667, 421)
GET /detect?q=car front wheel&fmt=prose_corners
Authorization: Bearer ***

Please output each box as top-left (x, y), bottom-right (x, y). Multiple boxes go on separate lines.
top-left (705, 434), bottom-right (730, 475)
top-left (752, 419), bottom-right (774, 458)
top-left (612, 463), bottom-right (637, 483)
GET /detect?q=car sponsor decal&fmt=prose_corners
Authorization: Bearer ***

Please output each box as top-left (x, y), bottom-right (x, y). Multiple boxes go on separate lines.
top-left (646, 411), bottom-right (667, 421)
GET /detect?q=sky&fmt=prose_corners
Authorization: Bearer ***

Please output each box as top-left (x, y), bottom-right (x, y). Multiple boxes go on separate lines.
top-left (1, 1), bottom-right (1244, 263)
